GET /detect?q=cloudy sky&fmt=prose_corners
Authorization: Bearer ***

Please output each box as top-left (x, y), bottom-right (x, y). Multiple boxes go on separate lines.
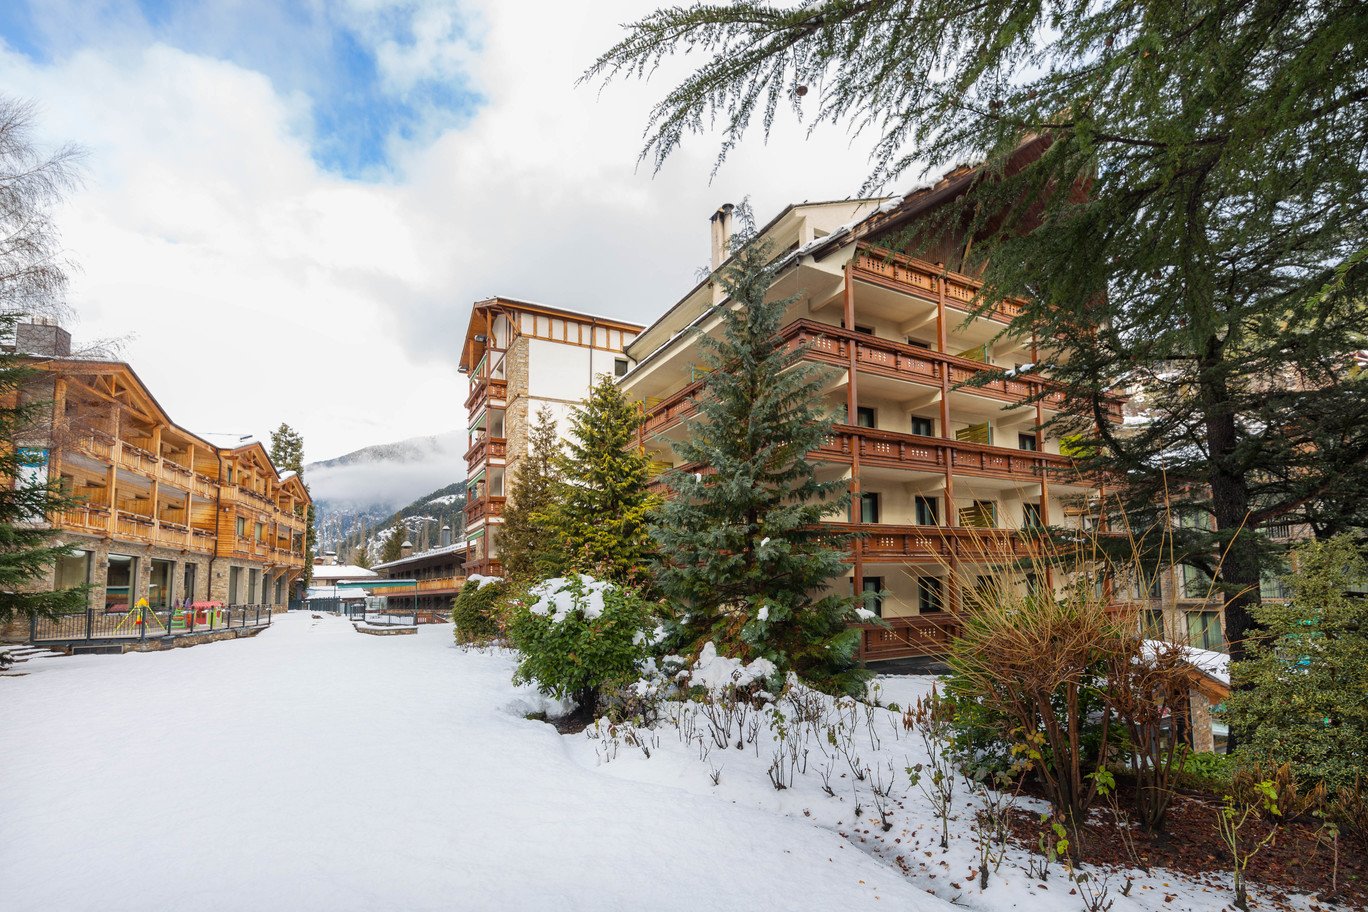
top-left (0, 0), bottom-right (887, 462)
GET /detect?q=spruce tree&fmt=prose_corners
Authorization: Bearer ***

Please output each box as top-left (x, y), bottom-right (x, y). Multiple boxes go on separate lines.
top-left (587, 0), bottom-right (1368, 675)
top-left (651, 242), bottom-right (864, 694)
top-left (498, 406), bottom-right (563, 580)
top-left (380, 523), bottom-right (406, 564)
top-left (548, 376), bottom-right (657, 587)
top-left (269, 421), bottom-right (316, 589)
top-left (0, 98), bottom-right (86, 640)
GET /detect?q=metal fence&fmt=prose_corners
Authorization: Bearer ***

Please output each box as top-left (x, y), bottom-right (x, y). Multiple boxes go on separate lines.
top-left (31, 604), bottom-right (273, 645)
top-left (302, 598), bottom-right (448, 626)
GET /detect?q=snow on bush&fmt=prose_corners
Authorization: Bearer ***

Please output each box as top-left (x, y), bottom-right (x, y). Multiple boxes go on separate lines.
top-left (527, 574), bottom-right (613, 623)
top-left (467, 573), bottom-right (502, 589)
top-left (682, 641), bottom-right (777, 696)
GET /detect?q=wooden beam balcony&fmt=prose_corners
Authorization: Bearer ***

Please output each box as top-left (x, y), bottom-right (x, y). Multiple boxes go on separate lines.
top-left (848, 522), bottom-right (1042, 562)
top-left (464, 494), bottom-right (506, 528)
top-left (463, 557), bottom-right (504, 578)
top-left (851, 244), bottom-right (1023, 324)
top-left (380, 575), bottom-right (466, 595)
top-left (59, 503), bottom-right (111, 535)
top-left (817, 424), bottom-right (1077, 483)
top-left (115, 441), bottom-right (159, 476)
top-left (858, 614), bottom-right (964, 660)
top-left (641, 379), bottom-right (705, 437)
top-left (465, 435), bottom-right (507, 467)
top-left (464, 377), bottom-right (508, 413)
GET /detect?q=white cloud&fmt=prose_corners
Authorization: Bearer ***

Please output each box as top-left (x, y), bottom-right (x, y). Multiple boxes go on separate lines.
top-left (0, 1), bottom-right (895, 467)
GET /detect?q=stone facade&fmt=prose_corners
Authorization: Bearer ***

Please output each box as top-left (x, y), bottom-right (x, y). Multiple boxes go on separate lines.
top-left (503, 335), bottom-right (531, 496)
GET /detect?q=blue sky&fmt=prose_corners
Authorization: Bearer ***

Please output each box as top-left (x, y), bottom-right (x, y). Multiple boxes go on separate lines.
top-left (0, 0), bottom-right (484, 176)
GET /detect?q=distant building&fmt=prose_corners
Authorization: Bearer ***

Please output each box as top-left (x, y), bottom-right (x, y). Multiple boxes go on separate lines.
top-left (372, 525), bottom-right (468, 616)
top-left (3, 322), bottom-right (311, 639)
top-left (457, 299), bottom-right (644, 576)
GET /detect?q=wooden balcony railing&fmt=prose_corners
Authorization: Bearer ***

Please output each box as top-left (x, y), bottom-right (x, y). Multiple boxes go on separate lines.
top-left (60, 504), bottom-right (111, 534)
top-left (382, 575), bottom-right (466, 594)
top-left (465, 436), bottom-right (508, 467)
top-left (852, 245), bottom-right (1024, 324)
top-left (465, 495), bottom-right (507, 527)
top-left (464, 377), bottom-right (508, 412)
top-left (859, 614), bottom-right (964, 660)
top-left (818, 425), bottom-right (1077, 483)
top-left (849, 523), bottom-right (1041, 561)
top-left (115, 442), bottom-right (159, 476)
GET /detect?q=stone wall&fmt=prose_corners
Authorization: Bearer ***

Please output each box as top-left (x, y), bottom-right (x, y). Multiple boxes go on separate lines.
top-left (502, 336), bottom-right (531, 505)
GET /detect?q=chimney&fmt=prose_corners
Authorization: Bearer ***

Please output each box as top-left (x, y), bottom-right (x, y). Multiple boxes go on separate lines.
top-left (16, 321), bottom-right (71, 358)
top-left (710, 204), bottom-right (735, 271)
top-left (401, 540), bottom-right (413, 557)
top-left (440, 524), bottom-right (452, 548)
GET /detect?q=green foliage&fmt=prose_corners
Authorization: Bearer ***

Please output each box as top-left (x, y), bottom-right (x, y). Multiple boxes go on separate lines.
top-left (1178, 752), bottom-right (1237, 793)
top-left (379, 523), bottom-right (407, 564)
top-left (269, 422), bottom-right (316, 588)
top-left (499, 406), bottom-right (563, 580)
top-left (587, 0), bottom-right (1368, 664)
top-left (507, 576), bottom-right (654, 715)
top-left (1224, 534), bottom-right (1368, 790)
top-left (545, 376), bottom-right (657, 586)
top-left (649, 241), bottom-right (863, 695)
top-left (451, 579), bottom-right (506, 645)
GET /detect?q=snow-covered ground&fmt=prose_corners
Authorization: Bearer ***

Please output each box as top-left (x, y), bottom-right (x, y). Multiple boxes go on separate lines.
top-left (2, 614), bottom-right (1274, 912)
top-left (1, 614), bottom-right (944, 912)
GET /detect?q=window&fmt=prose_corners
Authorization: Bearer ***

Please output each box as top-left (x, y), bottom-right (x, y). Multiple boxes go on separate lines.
top-left (856, 406), bottom-right (877, 428)
top-left (105, 554), bottom-right (137, 611)
top-left (917, 576), bottom-right (944, 613)
top-left (1260, 565), bottom-right (1291, 600)
top-left (906, 338), bottom-right (930, 349)
top-left (55, 549), bottom-right (91, 591)
top-left (914, 496), bottom-right (939, 526)
top-left (249, 569), bottom-right (261, 604)
top-left (228, 567), bottom-right (242, 605)
top-left (226, 466), bottom-right (234, 483)
top-left (910, 415), bottom-right (935, 437)
top-left (861, 577), bottom-right (884, 618)
top-left (148, 559), bottom-right (174, 609)
top-left (855, 492), bottom-right (881, 524)
top-left (1186, 610), bottom-right (1224, 651)
top-left (1018, 433), bottom-right (1038, 451)
top-left (854, 325), bottom-right (874, 335)
top-left (1141, 609), bottom-right (1166, 639)
top-left (184, 563), bottom-right (198, 604)
top-left (1181, 564), bottom-right (1212, 600)
top-left (255, 522), bottom-right (265, 542)
top-left (614, 358), bottom-right (629, 378)
top-left (236, 517), bottom-right (247, 538)
top-left (1023, 502), bottom-right (1043, 529)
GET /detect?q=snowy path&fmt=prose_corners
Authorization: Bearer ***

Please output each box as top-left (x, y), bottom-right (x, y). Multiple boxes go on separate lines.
top-left (1, 614), bottom-right (949, 912)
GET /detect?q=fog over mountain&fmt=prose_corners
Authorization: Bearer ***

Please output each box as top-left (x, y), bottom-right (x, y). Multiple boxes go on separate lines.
top-left (306, 430), bottom-right (465, 512)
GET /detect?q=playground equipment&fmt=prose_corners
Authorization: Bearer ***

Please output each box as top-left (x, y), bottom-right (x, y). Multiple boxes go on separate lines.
top-left (112, 598), bottom-right (166, 635)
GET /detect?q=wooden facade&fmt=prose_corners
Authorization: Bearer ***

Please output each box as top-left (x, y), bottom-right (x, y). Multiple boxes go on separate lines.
top-left (15, 358), bottom-right (310, 615)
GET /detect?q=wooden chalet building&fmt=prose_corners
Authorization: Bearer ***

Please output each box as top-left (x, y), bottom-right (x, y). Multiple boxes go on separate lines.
top-left (3, 323), bottom-right (310, 637)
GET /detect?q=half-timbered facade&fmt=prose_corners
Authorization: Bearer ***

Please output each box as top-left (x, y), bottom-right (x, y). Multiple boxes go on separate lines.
top-left (9, 342), bottom-right (310, 623)
top-left (457, 298), bottom-right (643, 576)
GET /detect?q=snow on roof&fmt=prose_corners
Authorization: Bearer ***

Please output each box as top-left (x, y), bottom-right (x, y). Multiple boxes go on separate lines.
top-left (309, 564), bottom-right (378, 580)
top-left (197, 432), bottom-right (260, 449)
top-left (372, 540), bottom-right (469, 571)
top-left (278, 470), bottom-right (298, 483)
top-left (305, 586), bottom-right (369, 600)
top-left (1143, 640), bottom-right (1230, 686)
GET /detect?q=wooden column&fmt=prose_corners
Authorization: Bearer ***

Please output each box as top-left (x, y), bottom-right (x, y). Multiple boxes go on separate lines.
top-left (938, 272), bottom-right (955, 527)
top-left (844, 264), bottom-right (863, 597)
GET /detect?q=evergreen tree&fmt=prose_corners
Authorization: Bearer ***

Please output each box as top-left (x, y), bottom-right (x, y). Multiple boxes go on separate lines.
top-left (547, 376), bottom-right (657, 587)
top-left (587, 0), bottom-right (1368, 673)
top-left (1224, 535), bottom-right (1368, 789)
top-left (651, 242), bottom-right (864, 694)
top-left (380, 523), bottom-right (407, 564)
top-left (270, 422), bottom-right (317, 590)
top-left (499, 407), bottom-right (563, 580)
top-left (352, 545), bottom-right (372, 570)
top-left (0, 98), bottom-right (86, 639)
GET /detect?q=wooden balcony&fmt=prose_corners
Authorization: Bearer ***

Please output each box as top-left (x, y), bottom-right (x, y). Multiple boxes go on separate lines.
top-left (851, 244), bottom-right (1023, 324)
top-left (60, 504), bottom-right (111, 535)
top-left (380, 575), bottom-right (466, 595)
top-left (859, 614), bottom-right (963, 660)
top-left (818, 425), bottom-right (1077, 483)
top-left (463, 557), bottom-right (504, 578)
top-left (464, 377), bottom-right (508, 412)
top-left (850, 523), bottom-right (1041, 562)
top-left (465, 436), bottom-right (507, 467)
top-left (465, 495), bottom-right (506, 527)
top-left (641, 379), bottom-right (705, 437)
top-left (115, 442), bottom-right (159, 476)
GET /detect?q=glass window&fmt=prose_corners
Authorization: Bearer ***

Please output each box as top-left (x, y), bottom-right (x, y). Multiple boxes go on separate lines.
top-left (1187, 610), bottom-right (1224, 651)
top-left (1023, 502), bottom-right (1043, 528)
top-left (236, 516), bottom-right (246, 537)
top-left (915, 496), bottom-right (939, 526)
top-left (917, 576), bottom-right (944, 613)
top-left (861, 577), bottom-right (883, 618)
top-left (184, 563), bottom-right (197, 604)
top-left (1181, 564), bottom-right (1212, 599)
top-left (55, 549), bottom-right (91, 591)
top-left (249, 569), bottom-right (261, 603)
top-left (614, 358), bottom-right (629, 378)
top-left (148, 559), bottom-right (174, 608)
top-left (1141, 609), bottom-right (1166, 639)
top-left (228, 567), bottom-right (242, 604)
top-left (906, 338), bottom-right (930, 349)
top-left (856, 492), bottom-right (880, 524)
top-left (1018, 433), bottom-right (1038, 451)
top-left (105, 554), bottom-right (137, 611)
top-left (910, 416), bottom-right (934, 437)
top-left (856, 406), bottom-right (877, 428)
top-left (853, 325), bottom-right (874, 335)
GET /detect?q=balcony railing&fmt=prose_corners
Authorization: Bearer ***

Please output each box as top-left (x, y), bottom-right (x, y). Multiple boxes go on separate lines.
top-left (849, 523), bottom-right (1041, 561)
top-left (465, 495), bottom-right (507, 527)
top-left (851, 245), bottom-right (1023, 324)
top-left (464, 377), bottom-right (508, 412)
top-left (818, 425), bottom-right (1077, 483)
top-left (465, 436), bottom-right (508, 467)
top-left (858, 614), bottom-right (964, 660)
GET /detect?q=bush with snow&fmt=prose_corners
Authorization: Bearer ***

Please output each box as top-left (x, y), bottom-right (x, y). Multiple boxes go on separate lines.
top-left (451, 578), bottom-right (507, 645)
top-left (508, 575), bottom-right (655, 720)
